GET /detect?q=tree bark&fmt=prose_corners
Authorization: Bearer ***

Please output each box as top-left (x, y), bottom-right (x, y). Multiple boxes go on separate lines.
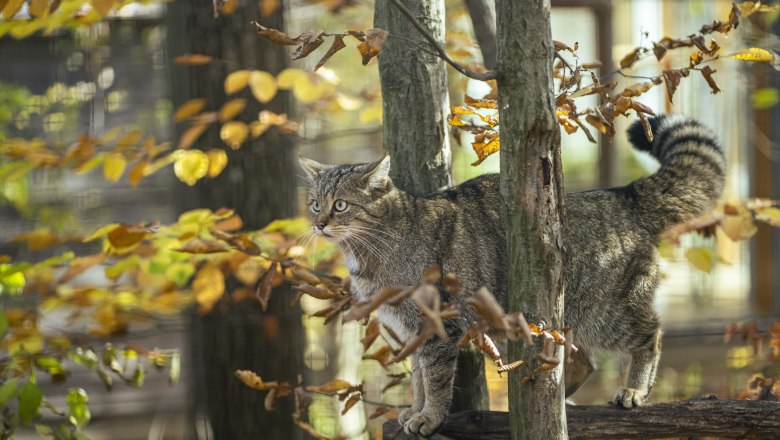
top-left (464, 0), bottom-right (497, 70)
top-left (382, 399), bottom-right (780, 439)
top-left (375, 0), bottom-right (489, 413)
top-left (166, 1), bottom-right (302, 439)
top-left (496, 0), bottom-right (567, 439)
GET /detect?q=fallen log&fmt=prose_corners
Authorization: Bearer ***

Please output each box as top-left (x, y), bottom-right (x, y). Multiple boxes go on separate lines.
top-left (382, 397), bottom-right (780, 439)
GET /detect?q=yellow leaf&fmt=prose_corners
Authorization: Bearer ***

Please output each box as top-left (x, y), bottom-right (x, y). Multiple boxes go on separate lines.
top-left (103, 153), bottom-right (126, 182)
top-left (720, 213), bottom-right (758, 241)
top-left (218, 99), bottom-right (247, 123)
top-left (84, 224), bottom-right (120, 242)
top-left (28, 0), bottom-right (49, 18)
top-left (1, 0), bottom-right (24, 19)
top-left (11, 228), bottom-right (60, 251)
top-left (729, 47), bottom-right (775, 62)
top-left (92, 0), bottom-right (116, 17)
top-left (359, 105), bottom-right (383, 124)
top-left (250, 121), bottom-right (272, 138)
top-left (220, 121), bottom-right (249, 150)
top-left (685, 247), bottom-right (713, 272)
top-left (293, 80), bottom-right (327, 104)
top-left (206, 149), bottom-right (228, 177)
top-left (75, 154), bottom-right (106, 174)
top-left (173, 150), bottom-right (209, 186)
top-left (276, 68), bottom-right (307, 90)
top-left (249, 71), bottom-right (277, 103)
top-left (115, 129), bottom-right (142, 150)
top-left (174, 99), bottom-right (207, 122)
top-left (755, 207), bottom-right (780, 227)
top-left (174, 54), bottom-right (213, 65)
top-left (194, 265), bottom-right (225, 314)
top-left (224, 70), bottom-right (251, 95)
top-left (178, 123), bottom-right (210, 149)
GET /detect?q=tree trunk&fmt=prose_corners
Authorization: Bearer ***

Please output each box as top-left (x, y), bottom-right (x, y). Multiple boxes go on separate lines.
top-left (464, 0), bottom-right (497, 70)
top-left (166, 1), bottom-right (302, 438)
top-left (496, 1), bottom-right (567, 439)
top-left (375, 0), bottom-right (489, 413)
top-left (382, 398), bottom-right (780, 439)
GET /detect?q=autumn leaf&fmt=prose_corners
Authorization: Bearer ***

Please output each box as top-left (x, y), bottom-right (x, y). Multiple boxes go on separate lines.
top-left (729, 47), bottom-right (775, 62)
top-left (699, 65), bottom-right (722, 94)
top-left (362, 345), bottom-right (395, 367)
top-left (178, 123), bottom-right (210, 149)
top-left (218, 99), bottom-right (246, 123)
top-left (369, 407), bottom-right (398, 420)
top-left (465, 94), bottom-right (498, 109)
top-left (174, 99), bottom-right (207, 122)
top-left (361, 319), bottom-right (381, 351)
top-left (174, 54), bottom-right (214, 65)
top-left (224, 70), bottom-right (252, 95)
top-left (206, 149), bottom-right (228, 177)
top-left (11, 228), bottom-right (61, 251)
top-left (755, 207), bottom-right (780, 227)
top-left (107, 224), bottom-right (149, 249)
top-left (255, 261), bottom-right (278, 311)
top-left (685, 247), bottom-right (713, 272)
top-left (253, 23), bottom-right (299, 45)
top-left (292, 30), bottom-right (325, 60)
top-left (720, 211), bottom-right (757, 241)
top-left (220, 121), bottom-right (249, 150)
top-left (357, 28), bottom-right (388, 65)
top-left (174, 150), bottom-right (209, 186)
top-left (103, 153), bottom-right (126, 182)
top-left (619, 47), bottom-right (645, 69)
top-left (92, 0), bottom-right (116, 17)
top-left (315, 35), bottom-right (346, 71)
top-left (663, 68), bottom-right (691, 103)
top-left (59, 254), bottom-right (106, 284)
top-left (249, 71), bottom-right (277, 103)
top-left (471, 133), bottom-right (500, 166)
top-left (341, 394), bottom-right (361, 415)
top-left (28, 0), bottom-right (48, 18)
top-left (235, 370), bottom-right (284, 391)
top-left (194, 265), bottom-right (225, 314)
top-left (467, 287), bottom-right (508, 329)
top-left (306, 379), bottom-right (352, 394)
top-left (173, 237), bottom-right (229, 254)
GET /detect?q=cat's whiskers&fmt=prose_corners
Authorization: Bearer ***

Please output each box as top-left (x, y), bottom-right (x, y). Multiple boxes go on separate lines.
top-left (354, 218), bottom-right (401, 240)
top-left (344, 229), bottom-right (390, 264)
top-left (348, 224), bottom-right (398, 248)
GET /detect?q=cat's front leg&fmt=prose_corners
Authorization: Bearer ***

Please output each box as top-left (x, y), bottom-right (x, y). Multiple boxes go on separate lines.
top-left (614, 328), bottom-right (662, 408)
top-left (402, 340), bottom-right (459, 437)
top-left (397, 355), bottom-right (424, 425)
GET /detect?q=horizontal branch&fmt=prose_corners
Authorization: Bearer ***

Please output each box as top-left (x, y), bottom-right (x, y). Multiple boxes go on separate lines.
top-left (383, 398), bottom-right (780, 439)
top-left (388, 0), bottom-right (496, 81)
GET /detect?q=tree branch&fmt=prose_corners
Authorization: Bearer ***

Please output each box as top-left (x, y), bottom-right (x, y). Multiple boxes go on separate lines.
top-left (382, 398), bottom-right (780, 439)
top-left (387, 0), bottom-right (497, 81)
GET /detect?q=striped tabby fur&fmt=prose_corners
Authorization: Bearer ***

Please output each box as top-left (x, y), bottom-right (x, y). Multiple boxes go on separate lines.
top-left (300, 115), bottom-right (725, 436)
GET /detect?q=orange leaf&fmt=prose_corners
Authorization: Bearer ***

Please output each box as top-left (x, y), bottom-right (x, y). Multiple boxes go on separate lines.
top-left (174, 54), bottom-right (213, 65)
top-left (174, 99), bottom-right (207, 122)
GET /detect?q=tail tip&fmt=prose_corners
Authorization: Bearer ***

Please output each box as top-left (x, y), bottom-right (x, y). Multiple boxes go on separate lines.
top-left (627, 115), bottom-right (669, 152)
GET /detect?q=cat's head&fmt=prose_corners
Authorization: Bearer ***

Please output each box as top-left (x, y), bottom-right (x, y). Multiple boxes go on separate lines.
top-left (299, 156), bottom-right (392, 242)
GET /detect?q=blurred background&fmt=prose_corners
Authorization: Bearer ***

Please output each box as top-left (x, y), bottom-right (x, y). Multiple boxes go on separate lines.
top-left (0, 0), bottom-right (779, 439)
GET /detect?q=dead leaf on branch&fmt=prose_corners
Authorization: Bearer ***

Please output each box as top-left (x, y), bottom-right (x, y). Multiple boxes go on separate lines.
top-left (361, 319), bottom-right (381, 351)
top-left (253, 22), bottom-right (298, 45)
top-left (699, 65), bottom-right (722, 94)
top-left (315, 35), bottom-right (346, 71)
top-left (357, 28), bottom-right (388, 65)
top-left (292, 30), bottom-right (326, 60)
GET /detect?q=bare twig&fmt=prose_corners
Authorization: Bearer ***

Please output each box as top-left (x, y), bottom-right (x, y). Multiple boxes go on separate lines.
top-left (387, 0), bottom-right (497, 81)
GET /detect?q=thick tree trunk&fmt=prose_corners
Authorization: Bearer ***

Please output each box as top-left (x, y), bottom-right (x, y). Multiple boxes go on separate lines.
top-left (166, 1), bottom-right (302, 439)
top-left (496, 1), bottom-right (567, 439)
top-left (375, 0), bottom-right (489, 414)
top-left (382, 399), bottom-right (780, 439)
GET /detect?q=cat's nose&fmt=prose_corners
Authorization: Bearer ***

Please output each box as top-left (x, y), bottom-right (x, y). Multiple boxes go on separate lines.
top-left (314, 220), bottom-right (327, 230)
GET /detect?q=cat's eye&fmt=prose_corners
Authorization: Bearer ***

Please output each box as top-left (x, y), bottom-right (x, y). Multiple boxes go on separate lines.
top-left (334, 200), bottom-right (348, 212)
top-left (310, 201), bottom-right (321, 213)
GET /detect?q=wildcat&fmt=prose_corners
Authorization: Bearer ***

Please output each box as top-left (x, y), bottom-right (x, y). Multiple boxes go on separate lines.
top-left (300, 115), bottom-right (725, 436)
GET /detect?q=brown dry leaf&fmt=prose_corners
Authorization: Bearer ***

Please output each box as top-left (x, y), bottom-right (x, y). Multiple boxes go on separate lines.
top-left (194, 265), bottom-right (225, 314)
top-left (342, 286), bottom-right (405, 322)
top-left (341, 394), bottom-right (361, 415)
top-left (174, 99), bottom-right (207, 122)
top-left (235, 369), bottom-right (280, 391)
top-left (173, 237), bottom-right (229, 254)
top-left (497, 360), bottom-right (525, 373)
top-left (661, 68), bottom-right (690, 103)
top-left (619, 47), bottom-right (645, 69)
top-left (362, 345), bottom-right (395, 367)
top-left (259, 0), bottom-right (280, 17)
top-left (465, 95), bottom-right (498, 109)
top-left (256, 261), bottom-right (278, 312)
top-left (178, 123), bottom-right (210, 149)
top-left (254, 23), bottom-right (299, 45)
top-left (315, 35), bottom-right (347, 71)
top-left (59, 254), bottom-right (106, 284)
top-left (391, 326), bottom-right (434, 364)
top-left (174, 54), bottom-right (214, 65)
top-left (699, 66), bottom-right (722, 94)
top-left (107, 224), bottom-right (147, 249)
top-left (471, 133), bottom-right (500, 166)
top-left (357, 28), bottom-right (388, 65)
top-left (214, 215), bottom-right (242, 231)
top-left (637, 111), bottom-right (653, 144)
top-left (218, 99), bottom-right (247, 123)
top-left (534, 362), bottom-right (559, 373)
top-left (293, 284), bottom-right (338, 300)
top-left (381, 375), bottom-right (404, 393)
top-left (361, 319), bottom-right (381, 351)
top-left (585, 114), bottom-right (607, 134)
top-left (28, 0), bottom-right (48, 18)
top-left (292, 30), bottom-right (326, 60)
top-left (264, 387), bottom-right (277, 411)
top-left (369, 407), bottom-right (398, 420)
top-left (128, 160), bottom-right (148, 188)
top-left (306, 379), bottom-right (352, 394)
top-left (442, 273), bottom-right (460, 295)
top-left (292, 268), bottom-right (321, 285)
top-left (422, 265), bottom-right (441, 284)
top-left (92, 0), bottom-right (115, 17)
top-left (467, 287), bottom-right (508, 329)
top-left (621, 81), bottom-right (657, 98)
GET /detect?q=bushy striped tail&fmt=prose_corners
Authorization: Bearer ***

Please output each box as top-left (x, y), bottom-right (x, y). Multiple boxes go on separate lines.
top-left (626, 115), bottom-right (726, 233)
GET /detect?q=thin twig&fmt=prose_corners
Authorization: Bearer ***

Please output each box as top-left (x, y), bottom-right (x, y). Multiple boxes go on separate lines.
top-left (387, 0), bottom-right (496, 81)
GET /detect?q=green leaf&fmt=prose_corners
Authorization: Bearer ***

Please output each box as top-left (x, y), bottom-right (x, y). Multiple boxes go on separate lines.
top-left (0, 309), bottom-right (8, 339)
top-left (96, 367), bottom-right (113, 391)
top-left (752, 87), bottom-right (779, 110)
top-left (66, 388), bottom-right (91, 429)
top-left (169, 353), bottom-right (181, 386)
top-left (18, 380), bottom-right (42, 425)
top-left (70, 348), bottom-right (98, 369)
top-left (0, 264), bottom-right (26, 295)
top-left (0, 378), bottom-right (20, 407)
top-left (131, 362), bottom-right (145, 388)
top-left (36, 357), bottom-right (66, 376)
top-left (34, 424), bottom-right (53, 435)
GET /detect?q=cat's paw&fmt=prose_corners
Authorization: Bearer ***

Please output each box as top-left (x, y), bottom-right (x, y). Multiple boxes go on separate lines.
top-left (613, 387), bottom-right (646, 408)
top-left (397, 407), bottom-right (417, 426)
top-left (403, 410), bottom-right (446, 437)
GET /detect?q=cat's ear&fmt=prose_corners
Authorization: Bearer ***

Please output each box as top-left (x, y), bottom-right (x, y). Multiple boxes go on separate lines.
top-left (299, 156), bottom-right (325, 182)
top-left (364, 156), bottom-right (391, 189)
